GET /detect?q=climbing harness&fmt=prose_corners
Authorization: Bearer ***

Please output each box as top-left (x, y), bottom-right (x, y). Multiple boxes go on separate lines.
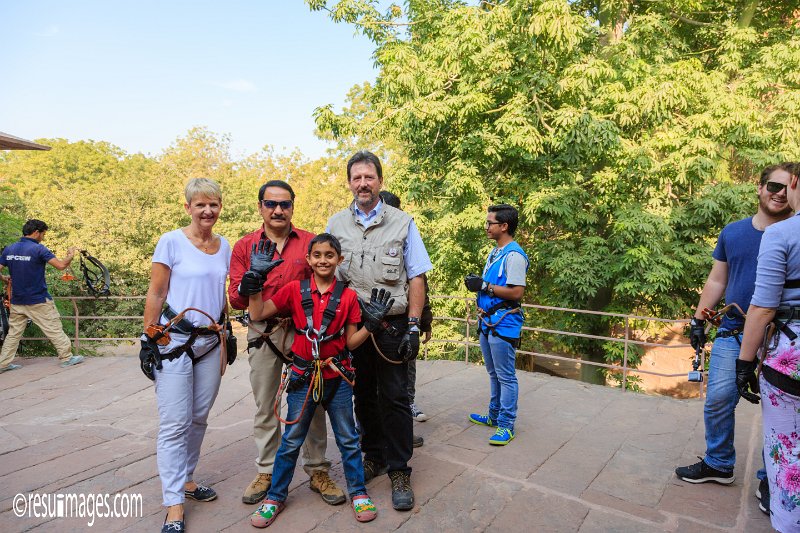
top-left (235, 312), bottom-right (293, 363)
top-left (272, 279), bottom-right (355, 425)
top-left (477, 300), bottom-right (522, 347)
top-left (78, 250), bottom-right (111, 297)
top-left (144, 306), bottom-right (229, 377)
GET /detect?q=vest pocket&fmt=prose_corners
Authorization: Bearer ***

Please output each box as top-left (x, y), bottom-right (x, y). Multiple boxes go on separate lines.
top-left (380, 256), bottom-right (401, 283)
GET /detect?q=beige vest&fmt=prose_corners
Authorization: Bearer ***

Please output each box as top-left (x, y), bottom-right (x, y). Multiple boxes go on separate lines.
top-left (328, 202), bottom-right (411, 315)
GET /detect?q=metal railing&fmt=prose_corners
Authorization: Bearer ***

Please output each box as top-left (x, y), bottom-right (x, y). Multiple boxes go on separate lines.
top-left (19, 294), bottom-right (702, 395)
top-left (423, 296), bottom-right (702, 395)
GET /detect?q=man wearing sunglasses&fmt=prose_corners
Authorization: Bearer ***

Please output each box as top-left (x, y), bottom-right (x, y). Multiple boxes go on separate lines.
top-left (676, 164), bottom-right (794, 514)
top-left (228, 180), bottom-right (344, 507)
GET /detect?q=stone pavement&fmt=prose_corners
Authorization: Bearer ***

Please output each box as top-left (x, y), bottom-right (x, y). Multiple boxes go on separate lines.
top-left (0, 356), bottom-right (772, 532)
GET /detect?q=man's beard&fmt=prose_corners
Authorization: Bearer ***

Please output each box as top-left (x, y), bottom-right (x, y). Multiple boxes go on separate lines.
top-left (354, 190), bottom-right (377, 209)
top-left (759, 196), bottom-right (792, 218)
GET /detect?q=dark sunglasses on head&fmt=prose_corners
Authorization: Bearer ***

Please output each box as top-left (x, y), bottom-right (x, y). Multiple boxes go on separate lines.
top-left (765, 181), bottom-right (788, 194)
top-left (260, 200), bottom-right (293, 210)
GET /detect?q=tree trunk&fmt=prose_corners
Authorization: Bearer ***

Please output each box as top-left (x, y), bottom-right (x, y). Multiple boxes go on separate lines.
top-left (598, 1), bottom-right (629, 47)
top-left (737, 0), bottom-right (759, 28)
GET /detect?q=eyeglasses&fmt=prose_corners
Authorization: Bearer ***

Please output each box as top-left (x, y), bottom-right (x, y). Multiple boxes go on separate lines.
top-left (484, 221), bottom-right (503, 229)
top-left (261, 200), bottom-right (293, 210)
top-left (765, 181), bottom-right (788, 194)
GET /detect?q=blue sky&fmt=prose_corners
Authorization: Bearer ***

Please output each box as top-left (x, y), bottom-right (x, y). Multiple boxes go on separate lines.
top-left (0, 1), bottom-right (378, 159)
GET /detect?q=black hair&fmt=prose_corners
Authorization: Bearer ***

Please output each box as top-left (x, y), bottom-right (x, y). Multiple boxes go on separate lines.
top-left (488, 204), bottom-right (519, 236)
top-left (258, 180), bottom-right (295, 201)
top-left (23, 219), bottom-right (48, 236)
top-left (307, 233), bottom-right (342, 256)
top-left (379, 190), bottom-right (401, 209)
top-left (346, 150), bottom-right (383, 182)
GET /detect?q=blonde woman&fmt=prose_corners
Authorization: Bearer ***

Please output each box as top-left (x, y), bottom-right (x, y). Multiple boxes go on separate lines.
top-left (141, 178), bottom-right (231, 532)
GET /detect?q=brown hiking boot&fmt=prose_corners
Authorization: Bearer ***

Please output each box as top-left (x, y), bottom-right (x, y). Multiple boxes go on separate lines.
top-left (389, 471), bottom-right (414, 511)
top-left (363, 459), bottom-right (388, 484)
top-left (309, 471), bottom-right (346, 505)
top-left (242, 473), bottom-right (272, 504)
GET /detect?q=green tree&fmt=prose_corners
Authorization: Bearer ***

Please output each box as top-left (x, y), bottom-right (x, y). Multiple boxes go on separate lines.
top-left (309, 0), bottom-right (800, 384)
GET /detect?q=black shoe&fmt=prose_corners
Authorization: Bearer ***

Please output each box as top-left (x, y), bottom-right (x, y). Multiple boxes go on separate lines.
top-left (162, 513), bottom-right (185, 533)
top-left (413, 434), bottom-right (424, 448)
top-left (363, 459), bottom-right (388, 484)
top-left (184, 484), bottom-right (217, 501)
top-left (675, 459), bottom-right (734, 484)
top-left (389, 471), bottom-right (414, 511)
top-left (756, 478), bottom-right (770, 515)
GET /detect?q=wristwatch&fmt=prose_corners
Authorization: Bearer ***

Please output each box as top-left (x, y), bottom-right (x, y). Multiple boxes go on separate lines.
top-left (487, 284), bottom-right (494, 297)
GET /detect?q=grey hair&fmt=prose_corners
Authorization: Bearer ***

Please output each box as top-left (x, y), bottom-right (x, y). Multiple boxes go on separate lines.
top-left (184, 178), bottom-right (222, 204)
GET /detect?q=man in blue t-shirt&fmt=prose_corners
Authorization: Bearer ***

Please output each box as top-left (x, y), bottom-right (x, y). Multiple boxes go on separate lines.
top-left (464, 204), bottom-right (529, 446)
top-left (675, 164), bottom-right (794, 514)
top-left (0, 219), bottom-right (85, 372)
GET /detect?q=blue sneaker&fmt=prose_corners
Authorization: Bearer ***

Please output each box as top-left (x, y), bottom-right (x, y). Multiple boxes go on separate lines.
top-left (0, 363), bottom-right (22, 373)
top-left (468, 413), bottom-right (497, 427)
top-left (59, 355), bottom-right (85, 368)
top-left (489, 427), bottom-right (515, 446)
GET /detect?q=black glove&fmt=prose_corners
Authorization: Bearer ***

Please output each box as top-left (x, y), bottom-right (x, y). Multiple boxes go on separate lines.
top-left (361, 288), bottom-right (395, 333)
top-left (139, 338), bottom-right (160, 381)
top-left (398, 325), bottom-right (420, 362)
top-left (735, 358), bottom-right (760, 404)
top-left (689, 317), bottom-right (706, 351)
top-left (464, 273), bottom-right (485, 292)
top-left (420, 304), bottom-right (433, 333)
top-left (238, 270), bottom-right (265, 296)
top-left (250, 238), bottom-right (284, 278)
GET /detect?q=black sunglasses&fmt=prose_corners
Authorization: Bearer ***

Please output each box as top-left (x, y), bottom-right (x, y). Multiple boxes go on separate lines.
top-left (765, 181), bottom-right (788, 194)
top-left (260, 200), bottom-right (293, 210)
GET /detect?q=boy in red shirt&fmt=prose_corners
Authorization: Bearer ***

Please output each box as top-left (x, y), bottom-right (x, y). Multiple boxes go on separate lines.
top-left (241, 233), bottom-right (392, 527)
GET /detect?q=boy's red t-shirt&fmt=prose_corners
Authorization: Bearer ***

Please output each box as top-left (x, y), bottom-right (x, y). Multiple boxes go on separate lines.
top-left (269, 278), bottom-right (361, 379)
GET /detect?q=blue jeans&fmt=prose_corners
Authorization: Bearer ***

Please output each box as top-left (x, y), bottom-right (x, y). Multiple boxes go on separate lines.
top-left (267, 379), bottom-right (365, 502)
top-left (479, 332), bottom-right (518, 431)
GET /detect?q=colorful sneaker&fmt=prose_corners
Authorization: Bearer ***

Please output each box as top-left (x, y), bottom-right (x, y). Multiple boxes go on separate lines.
top-left (59, 355), bottom-right (85, 368)
top-left (0, 363), bottom-right (22, 373)
top-left (351, 494), bottom-right (378, 523)
top-left (310, 471), bottom-right (346, 505)
top-left (675, 459), bottom-right (734, 484)
top-left (184, 484), bottom-right (217, 501)
top-left (468, 413), bottom-right (497, 427)
top-left (250, 499), bottom-right (285, 528)
top-left (410, 403), bottom-right (428, 422)
top-left (489, 427), bottom-right (515, 446)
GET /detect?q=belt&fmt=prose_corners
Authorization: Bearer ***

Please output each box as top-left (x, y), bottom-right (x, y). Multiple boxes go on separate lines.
top-left (776, 306), bottom-right (800, 321)
top-left (763, 364), bottom-right (800, 397)
top-left (716, 329), bottom-right (742, 339)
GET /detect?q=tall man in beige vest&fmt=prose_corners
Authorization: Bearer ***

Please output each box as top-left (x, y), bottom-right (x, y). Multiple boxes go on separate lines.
top-left (229, 180), bottom-right (344, 506)
top-left (327, 151), bottom-right (433, 511)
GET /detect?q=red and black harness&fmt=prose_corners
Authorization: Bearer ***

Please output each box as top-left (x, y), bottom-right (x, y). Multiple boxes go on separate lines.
top-left (274, 279), bottom-right (355, 425)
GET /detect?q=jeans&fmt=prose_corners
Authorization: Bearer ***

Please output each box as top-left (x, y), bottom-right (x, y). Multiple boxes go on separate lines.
top-left (267, 379), bottom-right (365, 502)
top-left (479, 332), bottom-right (518, 431)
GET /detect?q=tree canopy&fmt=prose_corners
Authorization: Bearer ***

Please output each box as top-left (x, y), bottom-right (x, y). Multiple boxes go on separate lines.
top-left (308, 0), bottom-right (800, 381)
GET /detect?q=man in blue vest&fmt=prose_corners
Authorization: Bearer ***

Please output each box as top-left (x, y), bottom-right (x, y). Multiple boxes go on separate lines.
top-left (464, 204), bottom-right (529, 445)
top-left (0, 219), bottom-right (85, 372)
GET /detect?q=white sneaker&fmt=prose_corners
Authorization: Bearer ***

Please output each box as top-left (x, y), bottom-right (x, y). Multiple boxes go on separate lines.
top-left (410, 403), bottom-right (428, 422)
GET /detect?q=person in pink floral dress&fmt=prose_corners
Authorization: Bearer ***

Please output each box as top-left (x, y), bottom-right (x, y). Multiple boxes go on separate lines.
top-left (738, 162), bottom-right (800, 532)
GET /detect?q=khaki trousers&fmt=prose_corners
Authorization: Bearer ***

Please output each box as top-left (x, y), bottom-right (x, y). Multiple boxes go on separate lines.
top-left (248, 320), bottom-right (330, 475)
top-left (0, 300), bottom-right (72, 367)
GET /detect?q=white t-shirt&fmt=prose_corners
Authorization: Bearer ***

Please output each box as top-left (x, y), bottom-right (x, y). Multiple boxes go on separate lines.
top-left (152, 229), bottom-right (231, 326)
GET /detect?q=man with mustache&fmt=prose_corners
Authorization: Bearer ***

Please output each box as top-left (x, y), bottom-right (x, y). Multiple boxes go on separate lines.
top-left (229, 180), bottom-right (344, 507)
top-left (327, 151), bottom-right (433, 511)
top-left (675, 164), bottom-right (794, 515)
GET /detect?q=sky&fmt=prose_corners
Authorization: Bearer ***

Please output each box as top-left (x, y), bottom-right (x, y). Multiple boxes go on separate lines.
top-left (0, 1), bottom-right (378, 160)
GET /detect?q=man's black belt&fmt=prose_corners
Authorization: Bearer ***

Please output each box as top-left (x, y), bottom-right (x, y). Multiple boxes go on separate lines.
top-left (716, 329), bottom-right (742, 338)
top-left (763, 364), bottom-right (800, 397)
